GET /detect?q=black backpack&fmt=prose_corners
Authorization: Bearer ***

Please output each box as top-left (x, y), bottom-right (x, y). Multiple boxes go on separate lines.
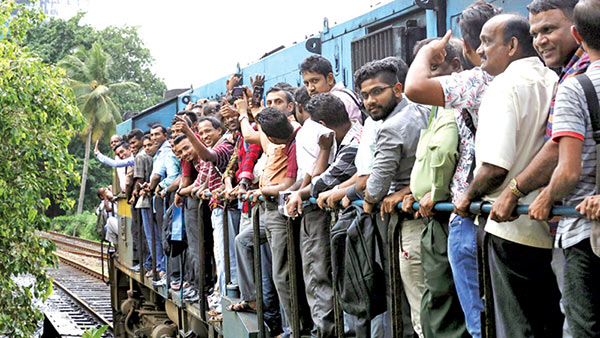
top-left (340, 210), bottom-right (387, 319)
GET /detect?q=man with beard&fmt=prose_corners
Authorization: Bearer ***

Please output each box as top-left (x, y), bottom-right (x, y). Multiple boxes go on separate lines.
top-left (353, 59), bottom-right (430, 337)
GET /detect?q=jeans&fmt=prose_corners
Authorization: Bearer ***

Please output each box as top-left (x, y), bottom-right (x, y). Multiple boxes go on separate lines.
top-left (211, 207), bottom-right (240, 296)
top-left (141, 207), bottom-right (165, 272)
top-left (447, 216), bottom-right (483, 338)
top-left (488, 234), bottom-right (563, 337)
top-left (563, 239), bottom-right (600, 338)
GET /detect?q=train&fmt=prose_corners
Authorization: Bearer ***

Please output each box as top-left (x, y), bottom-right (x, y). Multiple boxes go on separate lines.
top-left (109, 1), bottom-right (532, 337)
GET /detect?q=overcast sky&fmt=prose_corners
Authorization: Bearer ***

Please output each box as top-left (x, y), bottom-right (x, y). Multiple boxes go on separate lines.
top-left (65, 0), bottom-right (393, 89)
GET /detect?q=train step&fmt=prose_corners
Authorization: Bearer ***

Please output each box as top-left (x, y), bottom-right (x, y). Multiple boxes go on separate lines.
top-left (221, 296), bottom-right (270, 338)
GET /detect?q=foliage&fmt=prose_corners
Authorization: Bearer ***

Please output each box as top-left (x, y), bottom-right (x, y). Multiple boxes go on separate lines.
top-left (0, 1), bottom-right (85, 336)
top-left (82, 325), bottom-right (109, 338)
top-left (24, 12), bottom-right (165, 214)
top-left (58, 42), bottom-right (138, 214)
top-left (24, 12), bottom-right (167, 115)
top-left (51, 211), bottom-right (99, 241)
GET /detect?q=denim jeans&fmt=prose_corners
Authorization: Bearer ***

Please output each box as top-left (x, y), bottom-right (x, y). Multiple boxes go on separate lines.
top-left (211, 207), bottom-right (240, 296)
top-left (563, 239), bottom-right (600, 338)
top-left (141, 207), bottom-right (165, 272)
top-left (447, 216), bottom-right (482, 338)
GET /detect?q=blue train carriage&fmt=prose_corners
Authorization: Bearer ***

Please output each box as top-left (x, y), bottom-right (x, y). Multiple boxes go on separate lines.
top-left (110, 0), bottom-right (531, 337)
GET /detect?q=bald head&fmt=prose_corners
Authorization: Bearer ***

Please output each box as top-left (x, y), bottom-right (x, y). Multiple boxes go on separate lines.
top-left (477, 14), bottom-right (537, 76)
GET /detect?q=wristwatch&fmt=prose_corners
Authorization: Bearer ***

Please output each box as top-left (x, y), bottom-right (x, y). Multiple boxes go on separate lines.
top-left (238, 114), bottom-right (248, 122)
top-left (509, 178), bottom-right (525, 198)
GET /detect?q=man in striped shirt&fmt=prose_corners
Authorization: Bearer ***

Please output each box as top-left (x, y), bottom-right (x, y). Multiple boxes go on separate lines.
top-left (529, 1), bottom-right (600, 336)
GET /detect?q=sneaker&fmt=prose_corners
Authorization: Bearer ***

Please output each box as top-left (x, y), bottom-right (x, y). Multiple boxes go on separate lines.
top-left (152, 276), bottom-right (167, 286)
top-left (183, 288), bottom-right (199, 303)
top-left (130, 264), bottom-right (140, 272)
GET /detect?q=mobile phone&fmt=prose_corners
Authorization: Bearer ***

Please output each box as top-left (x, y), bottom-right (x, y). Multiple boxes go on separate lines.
top-left (231, 86), bottom-right (245, 100)
top-left (252, 85), bottom-right (264, 107)
top-left (278, 191), bottom-right (292, 217)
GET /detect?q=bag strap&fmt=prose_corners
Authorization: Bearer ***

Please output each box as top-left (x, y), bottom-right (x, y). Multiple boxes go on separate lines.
top-left (461, 109), bottom-right (477, 136)
top-left (336, 88), bottom-right (369, 123)
top-left (575, 74), bottom-right (600, 143)
top-left (575, 73), bottom-right (600, 194)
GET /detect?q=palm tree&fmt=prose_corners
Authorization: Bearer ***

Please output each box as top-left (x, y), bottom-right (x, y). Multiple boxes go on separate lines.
top-left (58, 42), bottom-right (138, 214)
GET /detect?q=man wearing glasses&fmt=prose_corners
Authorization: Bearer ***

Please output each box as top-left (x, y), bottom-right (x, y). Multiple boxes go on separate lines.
top-left (353, 58), bottom-right (430, 337)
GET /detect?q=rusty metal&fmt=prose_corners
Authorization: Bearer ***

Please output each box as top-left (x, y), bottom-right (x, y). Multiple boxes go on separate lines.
top-left (223, 201), bottom-right (231, 285)
top-left (285, 216), bottom-right (302, 337)
top-left (252, 204), bottom-right (266, 338)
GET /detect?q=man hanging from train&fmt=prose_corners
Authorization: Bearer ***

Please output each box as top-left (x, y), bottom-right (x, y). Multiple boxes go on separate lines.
top-left (399, 36), bottom-right (470, 338)
top-left (403, 1), bottom-right (501, 336)
top-left (225, 84), bottom-right (303, 336)
top-left (286, 93), bottom-right (363, 338)
top-left (143, 124), bottom-right (181, 286)
top-left (453, 14), bottom-right (563, 337)
top-left (300, 55), bottom-right (365, 124)
top-left (175, 114), bottom-right (239, 315)
top-left (528, 0), bottom-right (600, 336)
top-left (346, 59), bottom-right (430, 337)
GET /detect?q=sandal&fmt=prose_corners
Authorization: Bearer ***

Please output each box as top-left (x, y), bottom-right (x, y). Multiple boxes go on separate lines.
top-left (170, 281), bottom-right (181, 291)
top-left (208, 314), bottom-right (222, 322)
top-left (226, 301), bottom-right (256, 313)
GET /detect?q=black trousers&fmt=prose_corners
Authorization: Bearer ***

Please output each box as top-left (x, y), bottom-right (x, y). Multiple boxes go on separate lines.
top-left (563, 239), bottom-right (600, 338)
top-left (487, 234), bottom-right (563, 338)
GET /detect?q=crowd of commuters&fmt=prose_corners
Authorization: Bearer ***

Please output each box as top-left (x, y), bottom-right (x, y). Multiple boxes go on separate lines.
top-left (93, 0), bottom-right (600, 336)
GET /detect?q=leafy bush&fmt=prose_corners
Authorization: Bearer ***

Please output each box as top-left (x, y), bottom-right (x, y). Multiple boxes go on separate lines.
top-left (0, 2), bottom-right (84, 336)
top-left (51, 211), bottom-right (100, 241)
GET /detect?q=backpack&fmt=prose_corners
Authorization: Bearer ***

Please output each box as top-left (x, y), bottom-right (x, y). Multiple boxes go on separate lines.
top-left (575, 73), bottom-right (600, 257)
top-left (96, 209), bottom-right (107, 240)
top-left (341, 211), bottom-right (387, 319)
top-left (330, 205), bottom-right (362, 304)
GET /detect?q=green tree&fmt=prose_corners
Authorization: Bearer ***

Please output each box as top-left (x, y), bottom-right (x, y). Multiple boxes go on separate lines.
top-left (24, 13), bottom-right (166, 214)
top-left (0, 1), bottom-right (84, 336)
top-left (58, 43), bottom-right (138, 214)
top-left (24, 12), bottom-right (167, 115)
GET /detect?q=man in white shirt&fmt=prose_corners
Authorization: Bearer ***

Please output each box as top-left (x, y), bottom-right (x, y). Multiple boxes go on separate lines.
top-left (454, 14), bottom-right (563, 337)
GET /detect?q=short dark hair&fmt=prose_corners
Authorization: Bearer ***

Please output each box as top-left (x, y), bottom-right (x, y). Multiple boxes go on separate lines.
top-left (272, 82), bottom-right (295, 92)
top-left (300, 55), bottom-right (333, 78)
top-left (294, 86), bottom-right (311, 108)
top-left (412, 37), bottom-right (467, 69)
top-left (266, 86), bottom-right (295, 104)
top-left (113, 141), bottom-right (129, 152)
top-left (380, 56), bottom-right (408, 84)
top-left (354, 59), bottom-right (400, 91)
top-left (203, 100), bottom-right (221, 116)
top-left (176, 109), bottom-right (198, 123)
top-left (501, 14), bottom-right (538, 57)
top-left (574, 0), bottom-right (600, 51)
top-left (197, 116), bottom-right (223, 131)
top-left (458, 0), bottom-right (503, 50)
top-left (171, 115), bottom-right (192, 127)
top-left (306, 93), bottom-right (349, 128)
top-left (256, 107), bottom-right (295, 140)
top-left (527, 0), bottom-right (578, 19)
top-left (127, 128), bottom-right (144, 141)
top-left (143, 134), bottom-right (151, 141)
top-left (150, 124), bottom-right (167, 134)
top-left (173, 134), bottom-right (187, 145)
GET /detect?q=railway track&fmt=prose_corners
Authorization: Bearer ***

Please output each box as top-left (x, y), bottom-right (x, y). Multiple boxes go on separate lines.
top-left (41, 231), bottom-right (114, 337)
top-left (44, 263), bottom-right (113, 337)
top-left (38, 230), bottom-right (108, 258)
